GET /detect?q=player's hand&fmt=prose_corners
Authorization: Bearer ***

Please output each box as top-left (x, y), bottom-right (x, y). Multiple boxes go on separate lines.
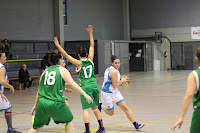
top-left (84, 94), bottom-right (93, 104)
top-left (65, 88), bottom-right (73, 93)
top-left (53, 36), bottom-right (59, 45)
top-left (86, 25), bottom-right (93, 33)
top-left (171, 118), bottom-right (183, 131)
top-left (1, 93), bottom-right (7, 102)
top-left (121, 77), bottom-right (127, 83)
top-left (10, 86), bottom-right (14, 94)
top-left (31, 105), bottom-right (36, 115)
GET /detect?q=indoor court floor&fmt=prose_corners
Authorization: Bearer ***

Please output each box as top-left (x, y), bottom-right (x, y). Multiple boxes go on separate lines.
top-left (0, 70), bottom-right (194, 133)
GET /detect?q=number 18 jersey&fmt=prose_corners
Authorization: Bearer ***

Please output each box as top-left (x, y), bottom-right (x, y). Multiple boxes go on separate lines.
top-left (38, 65), bottom-right (66, 102)
top-left (76, 59), bottom-right (97, 87)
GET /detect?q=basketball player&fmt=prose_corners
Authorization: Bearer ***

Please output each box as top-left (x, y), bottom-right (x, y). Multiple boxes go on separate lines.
top-left (99, 55), bottom-right (145, 131)
top-left (28, 50), bottom-right (93, 133)
top-left (53, 25), bottom-right (105, 133)
top-left (171, 48), bottom-right (200, 133)
top-left (0, 50), bottom-right (22, 133)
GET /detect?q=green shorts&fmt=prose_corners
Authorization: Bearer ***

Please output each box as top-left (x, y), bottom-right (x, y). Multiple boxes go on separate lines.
top-left (80, 84), bottom-right (99, 109)
top-left (33, 97), bottom-right (73, 129)
top-left (190, 107), bottom-right (200, 133)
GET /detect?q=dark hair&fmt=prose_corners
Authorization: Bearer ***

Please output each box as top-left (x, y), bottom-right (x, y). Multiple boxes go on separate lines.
top-left (3, 39), bottom-right (7, 43)
top-left (48, 50), bottom-right (62, 65)
top-left (41, 50), bottom-right (53, 70)
top-left (79, 45), bottom-right (88, 57)
top-left (111, 55), bottom-right (119, 63)
top-left (196, 48), bottom-right (200, 61)
top-left (0, 50), bottom-right (5, 58)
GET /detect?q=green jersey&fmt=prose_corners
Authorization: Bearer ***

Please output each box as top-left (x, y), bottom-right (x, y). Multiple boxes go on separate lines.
top-left (38, 65), bottom-right (66, 103)
top-left (76, 58), bottom-right (97, 87)
top-left (193, 68), bottom-right (200, 108)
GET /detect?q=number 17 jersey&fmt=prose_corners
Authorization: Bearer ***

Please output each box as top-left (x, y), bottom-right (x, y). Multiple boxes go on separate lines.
top-left (76, 58), bottom-right (97, 87)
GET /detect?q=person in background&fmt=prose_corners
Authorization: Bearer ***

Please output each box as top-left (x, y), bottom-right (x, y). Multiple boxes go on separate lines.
top-left (2, 39), bottom-right (12, 59)
top-left (18, 64), bottom-right (32, 89)
top-left (0, 40), bottom-right (5, 50)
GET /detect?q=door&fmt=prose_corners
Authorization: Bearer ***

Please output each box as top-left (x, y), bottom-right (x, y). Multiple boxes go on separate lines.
top-left (129, 43), bottom-right (144, 71)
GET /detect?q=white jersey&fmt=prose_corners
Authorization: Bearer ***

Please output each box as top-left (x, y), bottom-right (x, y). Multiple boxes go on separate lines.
top-left (102, 66), bottom-right (120, 93)
top-left (0, 62), bottom-right (11, 111)
top-left (0, 62), bottom-right (7, 93)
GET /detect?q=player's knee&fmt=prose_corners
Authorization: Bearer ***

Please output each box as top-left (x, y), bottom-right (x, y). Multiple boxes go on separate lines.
top-left (91, 105), bottom-right (97, 110)
top-left (107, 110), bottom-right (114, 116)
top-left (109, 112), bottom-right (114, 116)
top-left (83, 109), bottom-right (89, 112)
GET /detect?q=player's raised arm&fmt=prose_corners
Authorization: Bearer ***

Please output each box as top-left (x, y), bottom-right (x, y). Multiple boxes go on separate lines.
top-left (53, 36), bottom-right (81, 67)
top-left (86, 25), bottom-right (95, 62)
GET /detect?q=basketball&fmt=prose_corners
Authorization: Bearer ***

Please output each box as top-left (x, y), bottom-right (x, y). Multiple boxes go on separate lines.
top-left (120, 76), bottom-right (130, 88)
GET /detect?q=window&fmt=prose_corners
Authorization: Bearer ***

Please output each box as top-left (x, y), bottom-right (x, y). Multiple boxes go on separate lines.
top-left (63, 0), bottom-right (67, 24)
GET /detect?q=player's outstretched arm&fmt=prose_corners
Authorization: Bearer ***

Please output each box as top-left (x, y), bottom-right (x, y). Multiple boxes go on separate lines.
top-left (53, 36), bottom-right (81, 67)
top-left (0, 67), bottom-right (14, 94)
top-left (86, 25), bottom-right (95, 62)
top-left (171, 72), bottom-right (196, 131)
top-left (61, 67), bottom-right (93, 104)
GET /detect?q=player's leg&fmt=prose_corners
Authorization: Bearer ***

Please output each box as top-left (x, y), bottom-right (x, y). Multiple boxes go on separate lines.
top-left (65, 120), bottom-right (73, 133)
top-left (91, 106), bottom-right (106, 133)
top-left (1, 95), bottom-right (21, 133)
top-left (117, 99), bottom-right (145, 131)
top-left (100, 104), bottom-right (114, 116)
top-left (28, 126), bottom-right (44, 133)
top-left (83, 109), bottom-right (90, 133)
top-left (118, 101), bottom-right (135, 122)
top-left (31, 98), bottom-right (51, 132)
top-left (80, 87), bottom-right (96, 133)
top-left (63, 99), bottom-right (70, 129)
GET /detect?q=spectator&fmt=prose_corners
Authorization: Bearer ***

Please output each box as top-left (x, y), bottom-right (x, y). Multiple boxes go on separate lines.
top-left (0, 40), bottom-right (5, 50)
top-left (2, 39), bottom-right (12, 59)
top-left (18, 64), bottom-right (32, 89)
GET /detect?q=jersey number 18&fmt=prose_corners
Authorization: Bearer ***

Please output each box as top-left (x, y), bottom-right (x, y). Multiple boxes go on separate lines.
top-left (44, 71), bottom-right (56, 85)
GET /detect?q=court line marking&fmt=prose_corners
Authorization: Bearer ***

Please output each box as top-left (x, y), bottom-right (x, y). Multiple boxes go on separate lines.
top-left (0, 114), bottom-right (192, 121)
top-left (48, 119), bottom-right (191, 133)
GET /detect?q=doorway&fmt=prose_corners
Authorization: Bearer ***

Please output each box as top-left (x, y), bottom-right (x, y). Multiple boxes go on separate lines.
top-left (129, 43), bottom-right (144, 71)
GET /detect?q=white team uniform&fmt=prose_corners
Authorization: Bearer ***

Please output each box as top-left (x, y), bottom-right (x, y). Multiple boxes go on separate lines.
top-left (0, 63), bottom-right (12, 111)
top-left (101, 66), bottom-right (124, 110)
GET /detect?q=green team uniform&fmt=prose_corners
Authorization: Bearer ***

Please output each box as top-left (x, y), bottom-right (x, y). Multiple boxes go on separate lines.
top-left (190, 68), bottom-right (200, 133)
top-left (76, 58), bottom-right (99, 109)
top-left (33, 65), bottom-right (73, 129)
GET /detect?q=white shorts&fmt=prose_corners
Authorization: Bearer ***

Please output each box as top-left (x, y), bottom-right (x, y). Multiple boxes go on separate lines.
top-left (0, 94), bottom-right (12, 111)
top-left (101, 90), bottom-right (124, 110)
